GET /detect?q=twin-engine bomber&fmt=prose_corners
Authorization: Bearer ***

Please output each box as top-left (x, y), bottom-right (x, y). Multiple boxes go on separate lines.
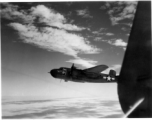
top-left (49, 64), bottom-right (117, 83)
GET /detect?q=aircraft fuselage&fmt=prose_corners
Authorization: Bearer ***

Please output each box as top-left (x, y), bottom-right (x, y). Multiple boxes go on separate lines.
top-left (50, 67), bottom-right (117, 83)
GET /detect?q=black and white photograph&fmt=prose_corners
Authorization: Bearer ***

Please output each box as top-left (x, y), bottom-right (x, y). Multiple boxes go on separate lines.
top-left (1, 0), bottom-right (151, 118)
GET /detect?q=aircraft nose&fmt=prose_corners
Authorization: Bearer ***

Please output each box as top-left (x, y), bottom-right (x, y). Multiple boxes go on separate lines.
top-left (50, 70), bottom-right (57, 78)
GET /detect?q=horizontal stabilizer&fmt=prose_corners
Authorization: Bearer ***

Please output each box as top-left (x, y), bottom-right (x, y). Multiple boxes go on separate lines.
top-left (83, 65), bottom-right (108, 73)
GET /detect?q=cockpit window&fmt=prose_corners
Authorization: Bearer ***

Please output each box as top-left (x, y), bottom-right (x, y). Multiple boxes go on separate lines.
top-left (62, 70), bottom-right (66, 75)
top-left (58, 68), bottom-right (67, 75)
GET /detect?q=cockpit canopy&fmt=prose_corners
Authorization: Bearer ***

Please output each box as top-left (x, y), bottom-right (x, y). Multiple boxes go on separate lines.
top-left (57, 67), bottom-right (67, 75)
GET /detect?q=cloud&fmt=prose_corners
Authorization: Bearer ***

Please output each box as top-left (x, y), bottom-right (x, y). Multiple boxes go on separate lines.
top-left (94, 37), bottom-right (102, 41)
top-left (101, 64), bottom-right (121, 74)
top-left (66, 58), bottom-right (98, 68)
top-left (106, 33), bottom-right (114, 36)
top-left (123, 47), bottom-right (126, 51)
top-left (1, 3), bottom-right (85, 31)
top-left (31, 5), bottom-right (85, 31)
top-left (0, 3), bottom-right (34, 23)
top-left (104, 1), bottom-right (137, 25)
top-left (92, 28), bottom-right (114, 37)
top-left (102, 39), bottom-right (127, 50)
top-left (112, 64), bottom-right (122, 70)
top-left (121, 27), bottom-right (127, 31)
top-left (110, 39), bottom-right (127, 47)
top-left (92, 31), bottom-right (104, 36)
top-left (9, 23), bottom-right (101, 57)
top-left (76, 8), bottom-right (93, 18)
top-left (92, 28), bottom-right (106, 35)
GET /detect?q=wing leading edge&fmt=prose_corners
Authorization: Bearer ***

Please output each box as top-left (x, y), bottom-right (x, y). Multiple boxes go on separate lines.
top-left (118, 1), bottom-right (152, 118)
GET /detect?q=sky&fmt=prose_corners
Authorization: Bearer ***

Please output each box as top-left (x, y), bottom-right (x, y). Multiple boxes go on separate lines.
top-left (1, 1), bottom-right (137, 100)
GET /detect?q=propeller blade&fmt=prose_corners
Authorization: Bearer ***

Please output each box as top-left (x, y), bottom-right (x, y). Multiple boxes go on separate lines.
top-left (70, 63), bottom-right (76, 80)
top-left (71, 63), bottom-right (74, 69)
top-left (70, 63), bottom-right (75, 77)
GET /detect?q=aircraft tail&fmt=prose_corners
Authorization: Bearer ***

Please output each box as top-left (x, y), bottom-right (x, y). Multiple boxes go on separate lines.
top-left (109, 70), bottom-right (116, 77)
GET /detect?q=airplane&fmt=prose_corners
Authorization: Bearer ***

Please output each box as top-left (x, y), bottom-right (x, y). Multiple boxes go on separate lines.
top-left (49, 64), bottom-right (118, 83)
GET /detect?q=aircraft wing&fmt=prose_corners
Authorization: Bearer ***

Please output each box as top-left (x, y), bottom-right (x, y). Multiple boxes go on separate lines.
top-left (83, 65), bottom-right (108, 73)
top-left (118, 1), bottom-right (152, 118)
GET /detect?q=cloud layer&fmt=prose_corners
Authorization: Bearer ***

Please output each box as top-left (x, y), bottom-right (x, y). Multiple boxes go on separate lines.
top-left (2, 97), bottom-right (123, 119)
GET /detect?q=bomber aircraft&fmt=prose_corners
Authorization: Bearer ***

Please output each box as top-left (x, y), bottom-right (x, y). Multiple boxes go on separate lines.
top-left (49, 64), bottom-right (117, 83)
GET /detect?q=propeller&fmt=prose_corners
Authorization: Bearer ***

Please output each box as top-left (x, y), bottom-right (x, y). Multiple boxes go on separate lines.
top-left (71, 63), bottom-right (74, 71)
top-left (70, 63), bottom-right (78, 80)
top-left (70, 63), bottom-right (75, 76)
